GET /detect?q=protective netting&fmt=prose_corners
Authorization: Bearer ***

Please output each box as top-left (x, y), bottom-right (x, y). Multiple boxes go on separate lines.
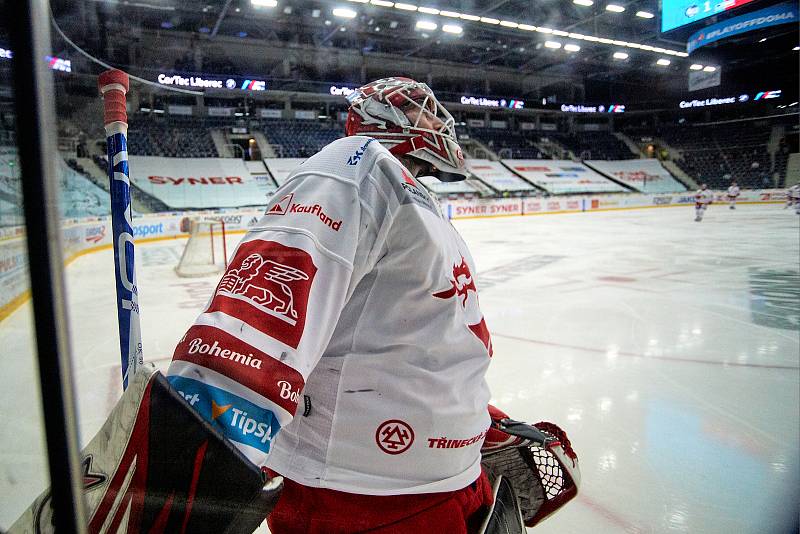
top-left (175, 219), bottom-right (227, 278)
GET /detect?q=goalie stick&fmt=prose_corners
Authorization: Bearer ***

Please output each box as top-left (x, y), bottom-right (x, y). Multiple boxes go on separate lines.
top-left (99, 69), bottom-right (143, 390)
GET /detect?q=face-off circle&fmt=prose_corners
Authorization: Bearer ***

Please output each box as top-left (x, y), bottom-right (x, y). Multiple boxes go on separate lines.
top-left (375, 419), bottom-right (415, 454)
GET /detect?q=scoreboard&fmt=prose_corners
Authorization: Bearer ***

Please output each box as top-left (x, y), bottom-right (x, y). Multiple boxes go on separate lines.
top-left (661, 0), bottom-right (758, 32)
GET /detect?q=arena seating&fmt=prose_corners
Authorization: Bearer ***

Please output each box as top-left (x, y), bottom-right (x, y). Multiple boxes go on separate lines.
top-left (127, 115), bottom-right (219, 158)
top-left (462, 127), bottom-right (546, 159)
top-left (660, 122), bottom-right (774, 189)
top-left (552, 132), bottom-right (637, 161)
top-left (257, 119), bottom-right (343, 157)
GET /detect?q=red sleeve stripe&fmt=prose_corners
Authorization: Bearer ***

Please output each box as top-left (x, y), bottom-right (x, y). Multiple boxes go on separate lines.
top-left (172, 324), bottom-right (305, 416)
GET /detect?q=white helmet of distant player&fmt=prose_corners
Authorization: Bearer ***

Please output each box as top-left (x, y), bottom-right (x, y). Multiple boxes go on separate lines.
top-left (345, 77), bottom-right (467, 181)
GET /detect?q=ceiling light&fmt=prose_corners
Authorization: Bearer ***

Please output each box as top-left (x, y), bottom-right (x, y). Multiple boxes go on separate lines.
top-left (597, 37), bottom-right (614, 44)
top-left (553, 29), bottom-right (569, 36)
top-left (657, 58), bottom-right (671, 65)
top-left (794, 45), bottom-right (800, 50)
top-left (416, 20), bottom-right (437, 30)
top-left (703, 66), bottom-right (716, 72)
top-left (565, 43), bottom-right (581, 52)
top-left (283, 5), bottom-right (291, 13)
top-left (442, 24), bottom-right (463, 34)
top-left (251, 0), bottom-right (278, 6)
top-left (519, 24), bottom-right (537, 31)
top-left (440, 10), bottom-right (461, 17)
top-left (606, 4), bottom-right (625, 12)
top-left (545, 41), bottom-right (562, 49)
top-left (574, 0), bottom-right (594, 5)
top-left (333, 7), bottom-right (358, 18)
top-left (418, 7), bottom-right (440, 14)
top-left (394, 2), bottom-right (417, 10)
top-left (627, 43), bottom-right (643, 48)
top-left (370, 0), bottom-right (394, 6)
top-left (676, 52), bottom-right (689, 57)
top-left (612, 40), bottom-right (628, 46)
top-left (636, 10), bottom-right (654, 18)
top-left (758, 38), bottom-right (767, 42)
top-left (613, 51), bottom-right (628, 59)
top-left (584, 35), bottom-right (599, 41)
top-left (639, 44), bottom-right (655, 50)
top-left (536, 27), bottom-right (554, 33)
top-left (568, 33), bottom-right (586, 39)
top-left (480, 17), bottom-right (500, 24)
top-left (347, 0), bottom-right (369, 2)
top-left (389, 20), bottom-right (398, 28)
top-left (460, 13), bottom-right (480, 21)
top-left (312, 8), bottom-right (321, 16)
top-left (500, 20), bottom-right (519, 27)
top-left (690, 63), bottom-right (703, 70)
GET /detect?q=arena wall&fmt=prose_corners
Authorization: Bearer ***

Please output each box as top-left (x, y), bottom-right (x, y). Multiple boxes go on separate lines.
top-left (0, 190), bottom-right (787, 322)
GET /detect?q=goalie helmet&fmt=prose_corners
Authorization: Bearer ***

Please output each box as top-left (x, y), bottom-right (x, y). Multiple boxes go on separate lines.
top-left (345, 77), bottom-right (467, 181)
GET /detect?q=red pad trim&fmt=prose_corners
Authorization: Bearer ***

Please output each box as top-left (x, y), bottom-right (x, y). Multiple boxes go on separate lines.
top-left (173, 324), bottom-right (305, 415)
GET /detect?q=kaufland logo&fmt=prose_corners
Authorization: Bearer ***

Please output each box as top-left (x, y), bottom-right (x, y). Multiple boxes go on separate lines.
top-left (267, 193), bottom-right (342, 231)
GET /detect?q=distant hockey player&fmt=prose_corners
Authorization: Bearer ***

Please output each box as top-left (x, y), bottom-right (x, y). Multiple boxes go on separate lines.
top-left (727, 181), bottom-right (740, 209)
top-left (785, 183), bottom-right (800, 214)
top-left (695, 183), bottom-right (714, 222)
top-left (166, 77), bottom-right (578, 532)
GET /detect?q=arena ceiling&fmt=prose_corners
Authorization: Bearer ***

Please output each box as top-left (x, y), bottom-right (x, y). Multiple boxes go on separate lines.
top-left (51, 0), bottom-right (799, 101)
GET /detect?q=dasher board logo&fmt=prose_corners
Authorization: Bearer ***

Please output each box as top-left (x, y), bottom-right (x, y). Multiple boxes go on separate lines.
top-left (376, 419), bottom-right (414, 454)
top-left (207, 240), bottom-right (317, 349)
top-left (267, 192), bottom-right (342, 231)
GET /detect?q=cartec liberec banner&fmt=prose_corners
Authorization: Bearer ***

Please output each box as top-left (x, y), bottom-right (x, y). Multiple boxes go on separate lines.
top-left (585, 159), bottom-right (687, 193)
top-left (501, 160), bottom-right (626, 194)
top-left (465, 160), bottom-right (537, 192)
top-left (687, 2), bottom-right (797, 53)
top-left (263, 158), bottom-right (307, 186)
top-left (129, 156), bottom-right (271, 209)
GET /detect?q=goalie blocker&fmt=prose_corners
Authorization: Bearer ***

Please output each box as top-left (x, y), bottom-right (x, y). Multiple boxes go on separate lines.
top-left (9, 366), bottom-right (282, 533)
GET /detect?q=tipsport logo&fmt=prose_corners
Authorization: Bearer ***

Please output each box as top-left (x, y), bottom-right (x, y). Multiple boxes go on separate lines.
top-left (168, 375), bottom-right (279, 453)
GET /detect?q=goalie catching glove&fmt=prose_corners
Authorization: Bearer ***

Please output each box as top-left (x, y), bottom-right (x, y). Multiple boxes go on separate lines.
top-left (480, 405), bottom-right (580, 529)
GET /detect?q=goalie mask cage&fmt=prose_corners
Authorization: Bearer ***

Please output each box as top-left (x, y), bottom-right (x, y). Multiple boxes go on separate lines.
top-left (175, 218), bottom-right (228, 278)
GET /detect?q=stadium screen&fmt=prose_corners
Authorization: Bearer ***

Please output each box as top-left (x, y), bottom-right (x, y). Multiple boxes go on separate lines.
top-left (661, 0), bottom-right (758, 32)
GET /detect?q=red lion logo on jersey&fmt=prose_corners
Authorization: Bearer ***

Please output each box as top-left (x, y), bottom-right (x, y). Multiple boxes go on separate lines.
top-left (433, 257), bottom-right (493, 356)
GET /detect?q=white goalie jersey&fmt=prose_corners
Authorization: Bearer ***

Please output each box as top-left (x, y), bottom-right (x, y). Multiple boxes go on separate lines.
top-left (167, 136), bottom-right (493, 495)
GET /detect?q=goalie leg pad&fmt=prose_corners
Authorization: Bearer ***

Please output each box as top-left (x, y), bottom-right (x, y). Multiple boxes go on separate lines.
top-left (10, 365), bottom-right (282, 534)
top-left (477, 475), bottom-right (525, 534)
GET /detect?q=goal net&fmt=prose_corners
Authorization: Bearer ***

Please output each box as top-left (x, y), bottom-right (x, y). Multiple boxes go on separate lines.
top-left (175, 219), bottom-right (228, 277)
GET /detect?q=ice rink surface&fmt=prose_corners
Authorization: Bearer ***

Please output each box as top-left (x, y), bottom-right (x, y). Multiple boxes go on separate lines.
top-left (1, 203), bottom-right (798, 532)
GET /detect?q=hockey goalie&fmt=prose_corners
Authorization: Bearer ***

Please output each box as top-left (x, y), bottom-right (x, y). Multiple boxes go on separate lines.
top-left (11, 76), bottom-right (579, 533)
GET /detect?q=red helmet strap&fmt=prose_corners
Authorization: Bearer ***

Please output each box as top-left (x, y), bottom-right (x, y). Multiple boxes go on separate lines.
top-left (388, 135), bottom-right (426, 156)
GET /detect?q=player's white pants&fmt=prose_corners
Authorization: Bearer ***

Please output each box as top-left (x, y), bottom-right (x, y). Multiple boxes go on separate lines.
top-left (695, 204), bottom-right (707, 221)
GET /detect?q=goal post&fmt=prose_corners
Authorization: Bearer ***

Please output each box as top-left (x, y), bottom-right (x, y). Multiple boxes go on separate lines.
top-left (175, 218), bottom-right (228, 278)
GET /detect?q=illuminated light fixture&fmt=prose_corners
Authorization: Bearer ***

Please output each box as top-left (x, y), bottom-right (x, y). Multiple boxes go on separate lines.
top-left (627, 43), bottom-right (643, 48)
top-left (794, 45), bottom-right (800, 50)
top-left (251, 0), bottom-right (278, 6)
top-left (536, 27), bottom-right (554, 33)
top-left (639, 44), bottom-right (655, 50)
top-left (519, 24), bottom-right (537, 31)
top-left (703, 66), bottom-right (716, 72)
top-left (333, 7), bottom-right (358, 18)
top-left (553, 30), bottom-right (569, 36)
top-left (758, 37), bottom-right (767, 42)
top-left (370, 0), bottom-right (394, 6)
top-left (394, 2), bottom-right (417, 10)
top-left (442, 24), bottom-right (463, 34)
top-left (606, 4), bottom-right (625, 12)
top-left (460, 13), bottom-right (481, 20)
top-left (690, 63), bottom-right (703, 70)
top-left (652, 47), bottom-right (667, 53)
top-left (500, 20), bottom-right (519, 27)
top-left (418, 6), bottom-right (440, 14)
top-left (480, 17), bottom-right (500, 24)
top-left (544, 41), bottom-right (562, 48)
top-left (416, 20), bottom-right (437, 30)
top-left (612, 40), bottom-right (628, 46)
top-left (677, 52), bottom-right (689, 57)
top-left (584, 35), bottom-right (599, 41)
top-left (597, 37), bottom-right (614, 44)
top-left (613, 51), bottom-right (628, 59)
top-left (440, 10), bottom-right (461, 17)
top-left (564, 43), bottom-right (581, 52)
top-left (656, 58), bottom-right (671, 65)
top-left (568, 33), bottom-right (586, 39)
top-left (636, 10), bottom-right (654, 18)
top-left (574, 0), bottom-right (594, 5)
top-left (347, 0), bottom-right (369, 2)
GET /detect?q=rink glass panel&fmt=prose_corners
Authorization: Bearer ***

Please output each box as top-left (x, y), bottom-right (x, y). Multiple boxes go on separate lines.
top-left (0, 37), bottom-right (53, 529)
